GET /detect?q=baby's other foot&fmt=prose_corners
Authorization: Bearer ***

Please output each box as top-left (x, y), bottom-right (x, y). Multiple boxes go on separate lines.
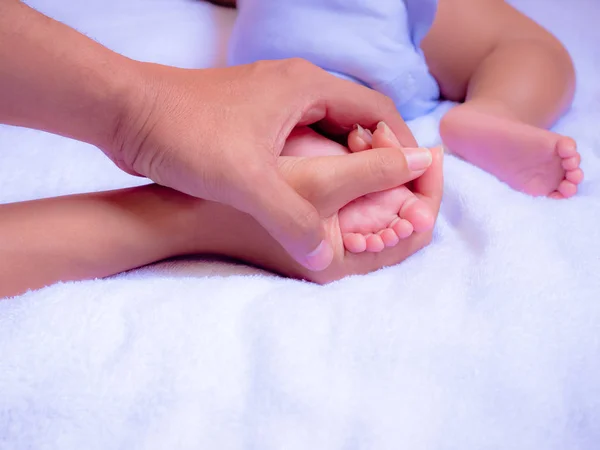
top-left (440, 106), bottom-right (584, 198)
top-left (283, 123), bottom-right (434, 253)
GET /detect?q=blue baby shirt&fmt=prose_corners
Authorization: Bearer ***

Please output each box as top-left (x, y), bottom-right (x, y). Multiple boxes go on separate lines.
top-left (228, 0), bottom-right (440, 120)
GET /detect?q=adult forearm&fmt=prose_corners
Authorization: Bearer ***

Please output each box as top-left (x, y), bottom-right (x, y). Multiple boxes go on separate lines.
top-left (0, 0), bottom-right (139, 148)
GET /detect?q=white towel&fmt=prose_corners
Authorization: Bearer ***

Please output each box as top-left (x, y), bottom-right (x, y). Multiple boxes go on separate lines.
top-left (1, 0), bottom-right (599, 448)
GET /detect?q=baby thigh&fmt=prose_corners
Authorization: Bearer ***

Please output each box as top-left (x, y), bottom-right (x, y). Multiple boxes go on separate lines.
top-left (421, 0), bottom-right (574, 127)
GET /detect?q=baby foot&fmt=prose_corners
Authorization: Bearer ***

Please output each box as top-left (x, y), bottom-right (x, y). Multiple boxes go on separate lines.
top-left (282, 123), bottom-right (436, 254)
top-left (440, 106), bottom-right (584, 198)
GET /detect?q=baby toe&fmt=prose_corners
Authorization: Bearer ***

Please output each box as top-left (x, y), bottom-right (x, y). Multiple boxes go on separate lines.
top-left (557, 137), bottom-right (578, 158)
top-left (562, 154), bottom-right (581, 171)
top-left (566, 168), bottom-right (584, 184)
top-left (557, 180), bottom-right (578, 198)
top-left (365, 234), bottom-right (386, 252)
top-left (391, 218), bottom-right (414, 239)
top-left (399, 198), bottom-right (435, 233)
top-left (347, 124), bottom-right (373, 152)
top-left (343, 233), bottom-right (367, 253)
top-left (379, 228), bottom-right (399, 248)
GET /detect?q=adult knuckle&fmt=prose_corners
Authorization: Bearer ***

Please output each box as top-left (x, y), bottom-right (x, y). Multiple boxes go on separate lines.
top-left (243, 159), bottom-right (265, 179)
top-left (278, 58), bottom-right (315, 79)
top-left (374, 94), bottom-right (397, 118)
top-left (289, 57), bottom-right (314, 71)
top-left (224, 155), bottom-right (259, 190)
top-left (383, 96), bottom-right (398, 114)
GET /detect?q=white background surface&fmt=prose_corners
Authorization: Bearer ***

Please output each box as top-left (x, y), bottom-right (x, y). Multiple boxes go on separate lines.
top-left (1, 0), bottom-right (599, 448)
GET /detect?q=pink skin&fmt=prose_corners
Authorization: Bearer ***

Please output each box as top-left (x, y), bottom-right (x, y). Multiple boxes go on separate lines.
top-left (282, 124), bottom-right (436, 253)
top-left (440, 106), bottom-right (584, 198)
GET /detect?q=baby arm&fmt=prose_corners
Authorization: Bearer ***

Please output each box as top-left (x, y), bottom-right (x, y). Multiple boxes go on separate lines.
top-left (0, 183), bottom-right (316, 298)
top-left (0, 185), bottom-right (297, 298)
top-left (0, 186), bottom-right (206, 298)
top-left (0, 143), bottom-right (443, 298)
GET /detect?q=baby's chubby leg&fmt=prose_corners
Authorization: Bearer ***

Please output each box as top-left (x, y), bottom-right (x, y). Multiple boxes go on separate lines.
top-left (422, 0), bottom-right (583, 198)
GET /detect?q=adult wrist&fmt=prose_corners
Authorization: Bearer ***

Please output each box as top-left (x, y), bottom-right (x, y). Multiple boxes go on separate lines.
top-left (92, 57), bottom-right (150, 158)
top-left (98, 59), bottom-right (171, 176)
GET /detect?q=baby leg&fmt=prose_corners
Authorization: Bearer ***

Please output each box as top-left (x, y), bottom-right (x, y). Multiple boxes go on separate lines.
top-left (422, 0), bottom-right (583, 198)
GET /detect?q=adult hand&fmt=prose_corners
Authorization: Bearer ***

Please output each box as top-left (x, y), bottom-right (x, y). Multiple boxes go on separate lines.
top-left (106, 60), bottom-right (418, 272)
top-left (0, 1), bottom-right (417, 273)
top-left (203, 145), bottom-right (444, 283)
top-left (280, 147), bottom-right (444, 283)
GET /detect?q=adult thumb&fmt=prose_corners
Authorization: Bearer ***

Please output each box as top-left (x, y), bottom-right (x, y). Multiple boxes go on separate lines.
top-left (279, 146), bottom-right (433, 217)
top-left (239, 167), bottom-right (334, 272)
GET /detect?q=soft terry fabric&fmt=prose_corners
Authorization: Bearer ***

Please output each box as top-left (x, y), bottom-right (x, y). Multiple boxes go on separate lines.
top-left (228, 0), bottom-right (440, 119)
top-left (1, 0), bottom-right (600, 449)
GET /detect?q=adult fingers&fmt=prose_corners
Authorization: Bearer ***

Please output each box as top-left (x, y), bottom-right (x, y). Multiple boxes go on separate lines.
top-left (235, 165), bottom-right (334, 272)
top-left (413, 146), bottom-right (444, 212)
top-left (296, 66), bottom-right (418, 147)
top-left (279, 147), bottom-right (433, 217)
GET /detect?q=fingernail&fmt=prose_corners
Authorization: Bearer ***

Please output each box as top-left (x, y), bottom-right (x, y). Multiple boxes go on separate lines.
top-left (377, 121), bottom-right (401, 147)
top-left (403, 147), bottom-right (432, 171)
top-left (353, 124), bottom-right (373, 145)
top-left (305, 239), bottom-right (333, 272)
